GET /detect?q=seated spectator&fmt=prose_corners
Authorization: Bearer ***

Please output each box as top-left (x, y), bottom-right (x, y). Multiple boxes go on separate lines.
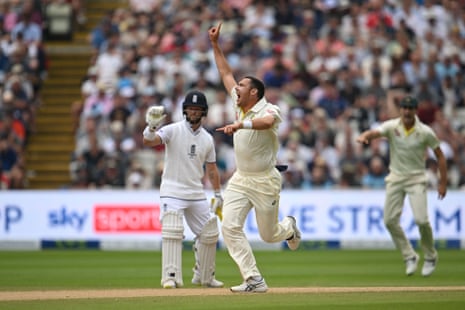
top-left (2, 74), bottom-right (35, 135)
top-left (11, 11), bottom-right (42, 44)
top-left (305, 157), bottom-right (334, 189)
top-left (256, 44), bottom-right (294, 79)
top-left (0, 135), bottom-right (18, 175)
top-left (109, 88), bottom-right (134, 126)
top-left (81, 133), bottom-right (106, 187)
top-left (316, 75), bottom-right (349, 120)
top-left (7, 162), bottom-right (26, 189)
top-left (1, 1), bottom-right (20, 33)
top-left (95, 41), bottom-right (124, 87)
top-left (125, 161), bottom-right (151, 189)
top-left (205, 89), bottom-right (235, 133)
top-left (361, 156), bottom-right (387, 189)
top-left (100, 154), bottom-right (127, 188)
top-left (263, 61), bottom-right (292, 88)
top-left (89, 16), bottom-right (118, 53)
top-left (81, 81), bottom-right (115, 120)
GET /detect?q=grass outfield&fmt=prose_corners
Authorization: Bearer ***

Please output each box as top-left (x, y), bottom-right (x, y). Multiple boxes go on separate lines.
top-left (0, 249), bottom-right (464, 309)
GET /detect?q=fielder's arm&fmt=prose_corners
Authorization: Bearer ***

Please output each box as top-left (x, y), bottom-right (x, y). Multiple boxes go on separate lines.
top-left (433, 146), bottom-right (448, 199)
top-left (356, 129), bottom-right (382, 145)
top-left (386, 89), bottom-right (405, 119)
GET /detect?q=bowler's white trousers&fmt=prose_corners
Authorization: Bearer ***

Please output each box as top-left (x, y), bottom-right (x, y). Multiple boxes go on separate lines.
top-left (221, 167), bottom-right (294, 280)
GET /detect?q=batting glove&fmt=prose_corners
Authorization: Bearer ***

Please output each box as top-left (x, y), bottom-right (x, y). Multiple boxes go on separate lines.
top-left (210, 191), bottom-right (223, 220)
top-left (145, 105), bottom-right (166, 130)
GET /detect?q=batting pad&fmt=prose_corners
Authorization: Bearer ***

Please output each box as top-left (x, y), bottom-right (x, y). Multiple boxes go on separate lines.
top-left (161, 211), bottom-right (184, 287)
top-left (195, 216), bottom-right (219, 285)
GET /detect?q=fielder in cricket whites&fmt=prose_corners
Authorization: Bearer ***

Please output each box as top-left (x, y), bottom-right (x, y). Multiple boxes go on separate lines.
top-left (357, 95), bottom-right (447, 277)
top-left (209, 22), bottom-right (301, 293)
top-left (143, 90), bottom-right (224, 288)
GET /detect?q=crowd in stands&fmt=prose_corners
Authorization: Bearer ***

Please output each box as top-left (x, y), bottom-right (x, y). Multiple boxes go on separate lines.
top-left (0, 0), bottom-right (49, 189)
top-left (0, 0), bottom-right (85, 190)
top-left (20, 0), bottom-right (465, 191)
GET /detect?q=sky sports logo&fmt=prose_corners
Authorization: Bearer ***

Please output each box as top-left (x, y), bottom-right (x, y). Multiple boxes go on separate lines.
top-left (94, 205), bottom-right (161, 233)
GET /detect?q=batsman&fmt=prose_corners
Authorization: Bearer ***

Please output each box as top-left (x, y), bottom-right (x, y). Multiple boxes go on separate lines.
top-left (143, 90), bottom-right (224, 288)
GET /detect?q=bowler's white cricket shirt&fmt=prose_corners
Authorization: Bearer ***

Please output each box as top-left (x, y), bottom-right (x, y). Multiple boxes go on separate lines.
top-left (156, 120), bottom-right (216, 200)
top-left (231, 89), bottom-right (282, 173)
top-left (377, 116), bottom-right (440, 176)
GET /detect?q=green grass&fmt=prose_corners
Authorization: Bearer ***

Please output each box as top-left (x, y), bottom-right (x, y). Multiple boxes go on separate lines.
top-left (1, 249), bottom-right (465, 309)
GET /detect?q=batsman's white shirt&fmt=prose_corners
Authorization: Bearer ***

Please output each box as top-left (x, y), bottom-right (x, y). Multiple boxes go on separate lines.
top-left (377, 116), bottom-right (440, 177)
top-left (231, 90), bottom-right (282, 174)
top-left (156, 120), bottom-right (216, 200)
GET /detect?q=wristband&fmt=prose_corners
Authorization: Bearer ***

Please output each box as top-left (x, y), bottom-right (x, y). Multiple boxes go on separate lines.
top-left (143, 126), bottom-right (157, 141)
top-left (214, 191), bottom-right (222, 197)
top-left (242, 120), bottom-right (252, 129)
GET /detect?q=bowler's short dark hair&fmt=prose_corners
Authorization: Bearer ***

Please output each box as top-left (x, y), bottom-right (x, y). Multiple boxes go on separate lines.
top-left (244, 75), bottom-right (265, 100)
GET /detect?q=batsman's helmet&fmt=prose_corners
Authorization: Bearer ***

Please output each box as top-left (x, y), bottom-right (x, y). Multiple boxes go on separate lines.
top-left (182, 90), bottom-right (208, 117)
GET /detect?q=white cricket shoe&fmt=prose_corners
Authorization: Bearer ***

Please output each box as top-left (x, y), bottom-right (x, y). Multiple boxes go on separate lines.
top-left (421, 257), bottom-right (438, 277)
top-left (286, 216), bottom-right (301, 250)
top-left (192, 271), bottom-right (224, 288)
top-left (230, 276), bottom-right (268, 293)
top-left (162, 279), bottom-right (177, 289)
top-left (405, 253), bottom-right (419, 276)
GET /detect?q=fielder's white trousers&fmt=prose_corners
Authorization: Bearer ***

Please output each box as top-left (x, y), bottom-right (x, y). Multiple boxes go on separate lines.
top-left (221, 167), bottom-right (294, 280)
top-left (384, 172), bottom-right (437, 261)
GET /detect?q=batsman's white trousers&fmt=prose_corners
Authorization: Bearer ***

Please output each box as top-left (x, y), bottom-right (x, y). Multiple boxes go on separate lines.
top-left (384, 172), bottom-right (437, 261)
top-left (160, 197), bottom-right (211, 236)
top-left (222, 167), bottom-right (294, 280)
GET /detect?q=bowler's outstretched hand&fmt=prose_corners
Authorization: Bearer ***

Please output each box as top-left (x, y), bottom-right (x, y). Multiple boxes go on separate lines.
top-left (208, 22), bottom-right (222, 43)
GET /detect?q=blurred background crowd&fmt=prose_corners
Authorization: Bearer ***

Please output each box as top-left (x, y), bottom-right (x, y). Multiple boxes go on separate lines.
top-left (0, 0), bottom-right (85, 189)
top-left (1, 0), bottom-right (465, 191)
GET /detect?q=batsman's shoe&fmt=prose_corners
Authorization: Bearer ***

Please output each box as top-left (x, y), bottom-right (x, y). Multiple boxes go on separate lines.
top-left (162, 279), bottom-right (177, 289)
top-left (405, 254), bottom-right (419, 276)
top-left (286, 216), bottom-right (301, 250)
top-left (230, 276), bottom-right (268, 293)
top-left (421, 257), bottom-right (438, 277)
top-left (191, 272), bottom-right (224, 288)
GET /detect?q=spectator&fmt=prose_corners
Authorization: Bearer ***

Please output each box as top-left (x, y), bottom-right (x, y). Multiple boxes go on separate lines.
top-left (306, 156), bottom-right (334, 189)
top-left (95, 41), bottom-right (123, 87)
top-left (0, 135), bottom-right (17, 173)
top-left (243, 0), bottom-right (276, 40)
top-left (81, 133), bottom-right (106, 187)
top-left (125, 160), bottom-right (151, 189)
top-left (361, 155), bottom-right (387, 189)
top-left (316, 74), bottom-right (349, 119)
top-left (11, 12), bottom-right (42, 44)
top-left (81, 81), bottom-right (115, 121)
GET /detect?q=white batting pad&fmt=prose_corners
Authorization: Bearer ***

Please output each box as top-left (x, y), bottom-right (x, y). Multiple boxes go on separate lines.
top-left (195, 217), bottom-right (219, 285)
top-left (161, 211), bottom-right (184, 287)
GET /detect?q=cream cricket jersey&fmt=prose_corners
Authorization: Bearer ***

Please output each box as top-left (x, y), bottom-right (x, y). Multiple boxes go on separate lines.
top-left (156, 120), bottom-right (216, 200)
top-left (231, 89), bottom-right (282, 173)
top-left (377, 116), bottom-right (440, 176)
